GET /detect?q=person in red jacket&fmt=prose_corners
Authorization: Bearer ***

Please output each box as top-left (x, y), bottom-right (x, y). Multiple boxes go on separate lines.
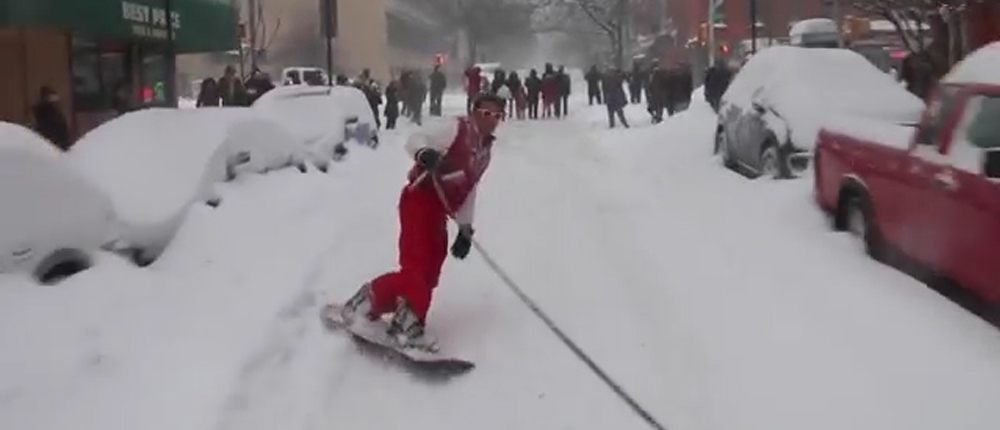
top-left (464, 65), bottom-right (483, 113)
top-left (340, 93), bottom-right (506, 352)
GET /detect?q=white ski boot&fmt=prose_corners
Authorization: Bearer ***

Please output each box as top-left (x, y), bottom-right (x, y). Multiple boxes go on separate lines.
top-left (387, 298), bottom-right (439, 353)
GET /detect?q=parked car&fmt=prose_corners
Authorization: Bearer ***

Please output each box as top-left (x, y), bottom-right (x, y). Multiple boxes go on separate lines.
top-left (814, 41), bottom-right (1000, 304)
top-left (0, 122), bottom-right (115, 284)
top-left (66, 108), bottom-right (307, 265)
top-left (252, 85), bottom-right (378, 170)
top-left (715, 46), bottom-right (924, 179)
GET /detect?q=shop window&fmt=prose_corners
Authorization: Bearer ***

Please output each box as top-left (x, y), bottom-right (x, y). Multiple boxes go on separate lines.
top-left (71, 38), bottom-right (103, 110)
top-left (71, 36), bottom-right (130, 112)
top-left (141, 45), bottom-right (169, 105)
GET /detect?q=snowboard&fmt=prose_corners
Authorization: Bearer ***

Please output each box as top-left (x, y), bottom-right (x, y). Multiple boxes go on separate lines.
top-left (320, 303), bottom-right (475, 379)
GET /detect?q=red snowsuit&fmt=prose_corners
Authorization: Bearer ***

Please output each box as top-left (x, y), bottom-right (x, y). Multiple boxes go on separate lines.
top-left (367, 117), bottom-right (494, 322)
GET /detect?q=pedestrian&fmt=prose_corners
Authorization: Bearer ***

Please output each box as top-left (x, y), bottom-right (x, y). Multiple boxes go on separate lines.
top-left (557, 65), bottom-right (570, 116)
top-left (32, 86), bottom-right (70, 150)
top-left (429, 65), bottom-right (446, 116)
top-left (525, 69), bottom-right (541, 120)
top-left (603, 69), bottom-right (629, 129)
top-left (338, 93), bottom-right (507, 351)
top-left (585, 65), bottom-right (603, 105)
top-left (464, 64), bottom-right (482, 113)
top-left (384, 78), bottom-right (400, 130)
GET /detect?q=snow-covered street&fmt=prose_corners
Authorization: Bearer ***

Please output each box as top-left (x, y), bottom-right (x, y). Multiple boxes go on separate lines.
top-left (3, 94), bottom-right (1000, 430)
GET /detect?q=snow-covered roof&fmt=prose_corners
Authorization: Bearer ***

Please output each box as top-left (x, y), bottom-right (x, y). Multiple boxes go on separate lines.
top-left (941, 41), bottom-right (1000, 86)
top-left (789, 18), bottom-right (837, 37)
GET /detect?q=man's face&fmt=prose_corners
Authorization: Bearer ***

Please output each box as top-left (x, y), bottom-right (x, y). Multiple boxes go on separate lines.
top-left (472, 101), bottom-right (504, 135)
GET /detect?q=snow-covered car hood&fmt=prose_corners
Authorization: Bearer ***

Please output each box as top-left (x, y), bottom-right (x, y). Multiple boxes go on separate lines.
top-left (723, 46), bottom-right (925, 150)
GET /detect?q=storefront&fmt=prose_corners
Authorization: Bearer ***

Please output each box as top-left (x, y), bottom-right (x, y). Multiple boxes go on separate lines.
top-left (0, 0), bottom-right (237, 142)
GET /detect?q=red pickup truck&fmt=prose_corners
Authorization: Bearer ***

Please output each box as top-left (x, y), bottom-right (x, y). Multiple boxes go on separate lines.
top-left (814, 42), bottom-right (1000, 304)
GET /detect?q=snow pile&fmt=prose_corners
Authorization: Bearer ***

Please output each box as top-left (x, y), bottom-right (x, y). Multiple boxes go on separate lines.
top-left (942, 41), bottom-right (1000, 86)
top-left (723, 46), bottom-right (925, 150)
top-left (0, 122), bottom-right (114, 277)
top-left (66, 108), bottom-right (306, 260)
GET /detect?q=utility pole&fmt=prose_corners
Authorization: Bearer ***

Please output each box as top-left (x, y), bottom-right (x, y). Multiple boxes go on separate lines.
top-left (320, 0), bottom-right (337, 85)
top-left (833, 0), bottom-right (844, 47)
top-left (248, 0), bottom-right (258, 72)
top-left (165, 0), bottom-right (176, 107)
top-left (707, 0), bottom-right (716, 67)
top-left (750, 0), bottom-right (758, 54)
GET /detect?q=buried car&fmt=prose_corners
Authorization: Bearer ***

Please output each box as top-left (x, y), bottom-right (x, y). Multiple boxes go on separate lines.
top-left (252, 85), bottom-right (378, 171)
top-left (0, 122), bottom-right (115, 284)
top-left (715, 46), bottom-right (925, 179)
top-left (66, 108), bottom-right (307, 264)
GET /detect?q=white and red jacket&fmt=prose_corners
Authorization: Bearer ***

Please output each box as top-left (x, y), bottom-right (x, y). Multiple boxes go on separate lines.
top-left (405, 117), bottom-right (494, 225)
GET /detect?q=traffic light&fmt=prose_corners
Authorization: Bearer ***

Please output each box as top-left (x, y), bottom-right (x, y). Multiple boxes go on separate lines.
top-left (720, 42), bottom-right (730, 55)
top-left (698, 22), bottom-right (708, 44)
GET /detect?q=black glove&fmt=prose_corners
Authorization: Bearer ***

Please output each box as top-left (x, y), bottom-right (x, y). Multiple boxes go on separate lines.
top-left (416, 148), bottom-right (442, 172)
top-left (450, 225), bottom-right (474, 259)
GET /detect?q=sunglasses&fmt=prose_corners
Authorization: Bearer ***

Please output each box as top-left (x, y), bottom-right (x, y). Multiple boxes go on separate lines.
top-left (476, 109), bottom-right (504, 119)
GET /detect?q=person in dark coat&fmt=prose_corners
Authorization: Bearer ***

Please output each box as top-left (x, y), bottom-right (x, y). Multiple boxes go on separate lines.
top-left (429, 65), bottom-right (446, 116)
top-left (218, 65), bottom-right (247, 106)
top-left (585, 65), bottom-right (603, 105)
top-left (196, 78), bottom-right (220, 107)
top-left (525, 69), bottom-right (542, 120)
top-left (33, 86), bottom-right (70, 150)
top-left (557, 65), bottom-right (570, 116)
top-left (491, 70), bottom-right (507, 95)
top-left (704, 62), bottom-right (733, 113)
top-left (407, 71), bottom-right (427, 126)
top-left (602, 69), bottom-right (629, 129)
top-left (646, 61), bottom-right (670, 123)
top-left (506, 71), bottom-right (523, 118)
top-left (628, 61), bottom-right (645, 104)
top-left (244, 69), bottom-right (275, 105)
top-left (384, 78), bottom-right (400, 130)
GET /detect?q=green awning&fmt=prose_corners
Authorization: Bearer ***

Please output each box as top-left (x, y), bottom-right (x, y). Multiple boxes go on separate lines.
top-left (0, 0), bottom-right (237, 53)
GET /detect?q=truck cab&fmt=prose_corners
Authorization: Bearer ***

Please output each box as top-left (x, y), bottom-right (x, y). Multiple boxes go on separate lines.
top-left (814, 42), bottom-right (1000, 303)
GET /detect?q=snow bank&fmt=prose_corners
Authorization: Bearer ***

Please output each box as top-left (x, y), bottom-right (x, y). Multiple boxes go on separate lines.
top-left (724, 46), bottom-right (925, 150)
top-left (942, 41), bottom-right (1000, 86)
top-left (66, 108), bottom-right (306, 259)
top-left (0, 122), bottom-right (114, 277)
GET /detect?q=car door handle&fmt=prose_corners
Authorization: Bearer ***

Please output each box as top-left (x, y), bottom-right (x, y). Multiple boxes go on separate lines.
top-left (932, 171), bottom-right (958, 190)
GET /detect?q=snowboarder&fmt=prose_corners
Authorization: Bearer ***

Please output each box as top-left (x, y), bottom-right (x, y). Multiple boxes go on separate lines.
top-left (339, 93), bottom-right (506, 352)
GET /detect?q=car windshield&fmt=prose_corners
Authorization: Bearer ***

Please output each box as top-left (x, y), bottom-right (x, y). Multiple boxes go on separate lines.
top-left (965, 94), bottom-right (1000, 149)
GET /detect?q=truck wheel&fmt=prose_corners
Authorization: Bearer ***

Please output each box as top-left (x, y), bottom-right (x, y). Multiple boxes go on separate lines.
top-left (843, 192), bottom-right (885, 261)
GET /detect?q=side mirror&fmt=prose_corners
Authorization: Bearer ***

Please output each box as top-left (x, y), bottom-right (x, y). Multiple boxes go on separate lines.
top-left (984, 150), bottom-right (1000, 179)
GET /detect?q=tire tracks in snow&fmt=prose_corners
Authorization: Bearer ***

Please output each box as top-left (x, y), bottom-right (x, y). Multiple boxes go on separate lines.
top-left (212, 145), bottom-right (413, 430)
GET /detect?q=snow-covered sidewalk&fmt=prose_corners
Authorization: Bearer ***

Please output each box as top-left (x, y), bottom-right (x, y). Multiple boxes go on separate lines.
top-left (2, 95), bottom-right (1000, 430)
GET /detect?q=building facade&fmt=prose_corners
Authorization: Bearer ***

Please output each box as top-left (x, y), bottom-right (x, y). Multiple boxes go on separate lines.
top-left (0, 0), bottom-right (237, 142)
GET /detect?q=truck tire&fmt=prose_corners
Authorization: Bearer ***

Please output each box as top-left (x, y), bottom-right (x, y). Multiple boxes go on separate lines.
top-left (839, 189), bottom-right (886, 261)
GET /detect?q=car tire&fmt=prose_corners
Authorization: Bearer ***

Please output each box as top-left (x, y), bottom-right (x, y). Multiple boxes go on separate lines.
top-left (714, 126), bottom-right (723, 154)
top-left (760, 145), bottom-right (780, 179)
